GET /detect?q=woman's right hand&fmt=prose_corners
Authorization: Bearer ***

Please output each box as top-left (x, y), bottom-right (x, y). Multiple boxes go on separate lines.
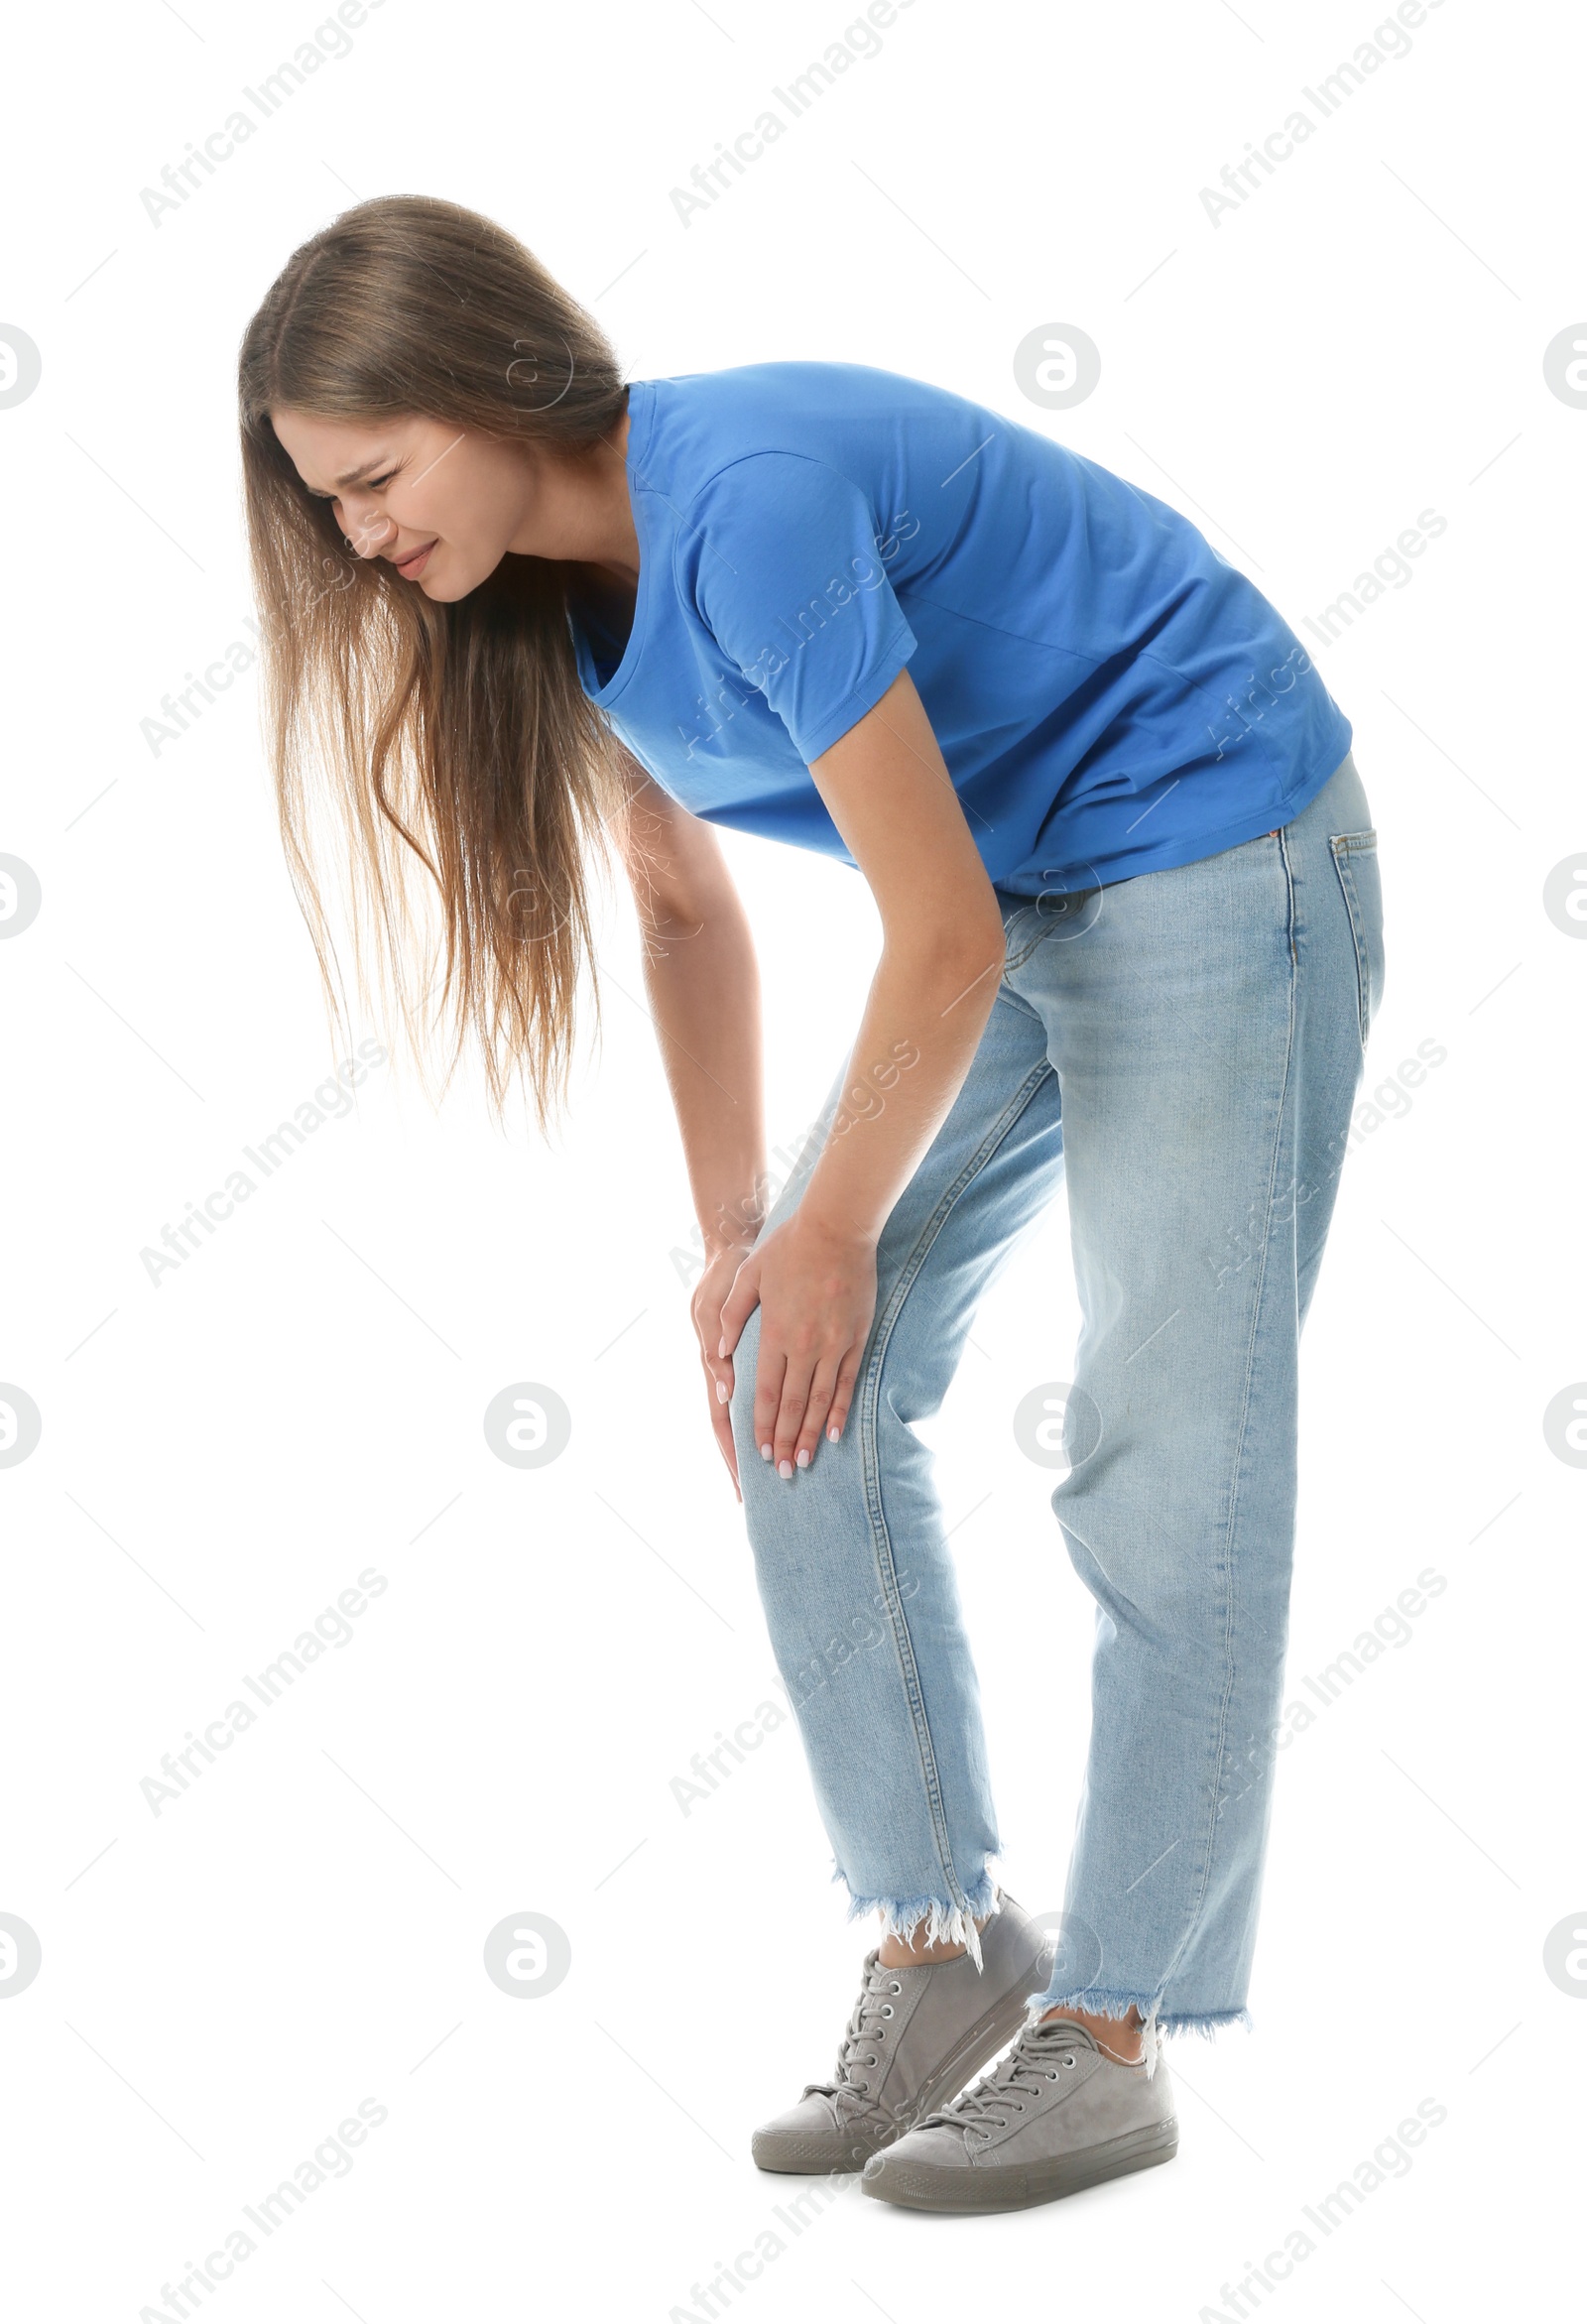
top-left (691, 1238), bottom-right (757, 1501)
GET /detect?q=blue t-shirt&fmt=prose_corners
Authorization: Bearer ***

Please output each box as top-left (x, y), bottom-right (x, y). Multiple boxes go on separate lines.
top-left (568, 361), bottom-right (1353, 896)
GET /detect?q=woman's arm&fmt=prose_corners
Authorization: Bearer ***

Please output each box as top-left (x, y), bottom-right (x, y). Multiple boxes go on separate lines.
top-left (614, 760), bottom-right (768, 1496)
top-left (716, 667), bottom-right (1008, 1480)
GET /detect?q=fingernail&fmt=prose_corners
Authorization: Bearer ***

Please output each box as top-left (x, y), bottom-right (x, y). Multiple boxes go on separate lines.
top-left (795, 1448), bottom-right (810, 1467)
top-left (778, 1458), bottom-right (793, 1480)
top-left (827, 1425), bottom-right (840, 1441)
top-left (715, 1380), bottom-right (728, 1403)
top-left (717, 1337), bottom-right (726, 1357)
top-left (760, 1442), bottom-right (773, 1461)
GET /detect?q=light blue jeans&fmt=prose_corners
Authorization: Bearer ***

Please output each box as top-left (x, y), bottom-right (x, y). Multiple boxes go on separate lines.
top-left (728, 751), bottom-right (1384, 2036)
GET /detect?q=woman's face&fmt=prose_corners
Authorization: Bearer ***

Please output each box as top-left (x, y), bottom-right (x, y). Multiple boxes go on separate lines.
top-left (271, 410), bottom-right (555, 601)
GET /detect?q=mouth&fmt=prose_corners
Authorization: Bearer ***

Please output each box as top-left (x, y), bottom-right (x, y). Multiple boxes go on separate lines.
top-left (392, 539), bottom-right (437, 578)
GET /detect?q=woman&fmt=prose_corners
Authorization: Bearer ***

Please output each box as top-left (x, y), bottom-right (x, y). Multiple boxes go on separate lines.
top-left (241, 194), bottom-right (1384, 2216)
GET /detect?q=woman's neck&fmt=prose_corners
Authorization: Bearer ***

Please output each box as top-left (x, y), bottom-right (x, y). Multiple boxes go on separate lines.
top-left (509, 394), bottom-right (638, 585)
top-left (572, 397), bottom-right (636, 588)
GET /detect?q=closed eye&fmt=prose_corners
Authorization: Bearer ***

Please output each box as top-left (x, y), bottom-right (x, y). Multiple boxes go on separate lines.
top-left (311, 472), bottom-right (396, 501)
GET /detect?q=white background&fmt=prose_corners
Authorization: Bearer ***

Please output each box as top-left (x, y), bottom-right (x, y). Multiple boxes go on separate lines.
top-left (2, 1), bottom-right (1581, 2316)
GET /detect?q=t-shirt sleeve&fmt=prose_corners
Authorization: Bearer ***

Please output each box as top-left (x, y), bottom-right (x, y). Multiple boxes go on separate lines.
top-left (677, 452), bottom-right (918, 765)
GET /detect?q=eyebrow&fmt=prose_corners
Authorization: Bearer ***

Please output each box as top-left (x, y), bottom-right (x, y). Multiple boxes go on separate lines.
top-left (306, 454), bottom-right (394, 497)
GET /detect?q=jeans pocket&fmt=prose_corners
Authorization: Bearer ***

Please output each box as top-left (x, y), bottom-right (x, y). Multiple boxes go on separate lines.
top-left (998, 886), bottom-right (1103, 981)
top-left (1329, 829), bottom-right (1385, 1048)
top-left (998, 898), bottom-right (1044, 976)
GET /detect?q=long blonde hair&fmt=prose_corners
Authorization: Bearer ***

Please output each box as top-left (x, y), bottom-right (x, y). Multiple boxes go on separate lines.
top-left (238, 192), bottom-right (634, 1128)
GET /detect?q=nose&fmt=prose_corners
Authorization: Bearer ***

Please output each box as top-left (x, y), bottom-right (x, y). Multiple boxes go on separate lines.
top-left (339, 500), bottom-right (397, 558)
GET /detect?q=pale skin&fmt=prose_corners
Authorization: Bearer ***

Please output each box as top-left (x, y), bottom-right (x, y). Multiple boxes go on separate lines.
top-left (270, 396), bottom-right (1143, 2063)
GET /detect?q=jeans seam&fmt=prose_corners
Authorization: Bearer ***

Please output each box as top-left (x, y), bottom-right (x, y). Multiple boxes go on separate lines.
top-left (1158, 817), bottom-right (1300, 2005)
top-left (1000, 916), bottom-right (1045, 977)
top-left (856, 1053), bottom-right (1058, 1914)
top-left (1328, 832), bottom-right (1378, 1047)
top-left (1000, 901), bottom-right (1098, 980)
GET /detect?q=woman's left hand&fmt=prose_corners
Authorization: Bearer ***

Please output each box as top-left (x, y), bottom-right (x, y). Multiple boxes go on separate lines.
top-left (716, 1210), bottom-right (878, 1478)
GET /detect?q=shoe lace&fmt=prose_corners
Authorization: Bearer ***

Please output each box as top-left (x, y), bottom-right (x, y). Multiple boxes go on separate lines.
top-left (926, 2022), bottom-right (1079, 2135)
top-left (806, 1954), bottom-right (904, 2120)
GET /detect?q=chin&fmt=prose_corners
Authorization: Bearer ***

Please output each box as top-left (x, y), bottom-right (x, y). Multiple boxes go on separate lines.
top-left (423, 549), bottom-right (498, 603)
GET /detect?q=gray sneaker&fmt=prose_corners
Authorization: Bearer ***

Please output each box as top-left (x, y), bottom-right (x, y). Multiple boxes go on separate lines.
top-left (859, 2012), bottom-right (1178, 2212)
top-left (750, 1893), bottom-right (1053, 2175)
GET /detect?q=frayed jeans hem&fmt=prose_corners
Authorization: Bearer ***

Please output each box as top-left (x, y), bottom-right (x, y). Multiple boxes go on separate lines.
top-left (1157, 2006), bottom-right (1253, 2040)
top-left (1025, 1986), bottom-right (1254, 2042)
top-left (840, 1865), bottom-right (1002, 1971)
